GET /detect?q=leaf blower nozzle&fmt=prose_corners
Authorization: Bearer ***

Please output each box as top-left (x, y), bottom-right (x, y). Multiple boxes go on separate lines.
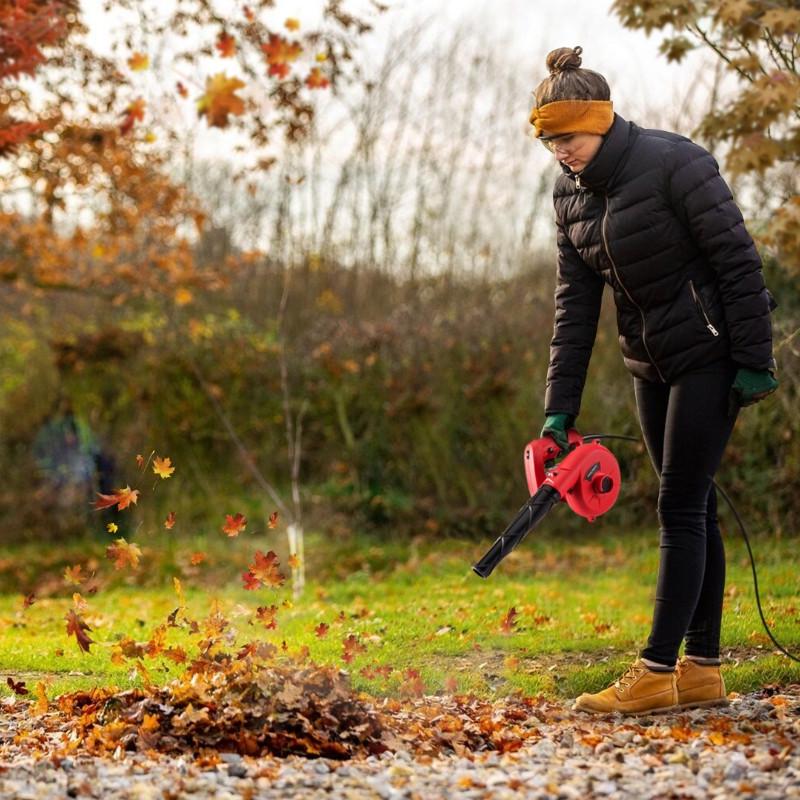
top-left (472, 485), bottom-right (561, 578)
top-left (473, 432), bottom-right (621, 578)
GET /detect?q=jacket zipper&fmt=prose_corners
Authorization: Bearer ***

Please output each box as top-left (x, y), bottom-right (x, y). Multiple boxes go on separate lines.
top-left (688, 280), bottom-right (720, 337)
top-left (601, 195), bottom-right (666, 382)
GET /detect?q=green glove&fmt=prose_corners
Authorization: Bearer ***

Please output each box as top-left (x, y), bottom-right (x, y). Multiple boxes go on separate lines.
top-left (540, 413), bottom-right (574, 451)
top-left (731, 368), bottom-right (779, 408)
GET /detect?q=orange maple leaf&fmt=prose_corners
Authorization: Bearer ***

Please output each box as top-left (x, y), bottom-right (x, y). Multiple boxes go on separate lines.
top-left (196, 73), bottom-right (246, 128)
top-left (222, 513), bottom-right (247, 537)
top-left (63, 564), bottom-right (83, 586)
top-left (65, 610), bottom-right (94, 653)
top-left (94, 486), bottom-right (140, 511)
top-left (189, 551), bottom-right (206, 566)
top-left (268, 510), bottom-right (279, 529)
top-left (127, 52), bottom-right (149, 71)
top-left (284, 17), bottom-right (300, 31)
top-left (164, 511), bottom-right (176, 530)
top-left (262, 33), bottom-right (302, 79)
top-left (106, 537), bottom-right (142, 570)
top-left (247, 550), bottom-right (285, 588)
top-left (152, 456), bottom-right (175, 479)
top-left (287, 553), bottom-right (300, 569)
top-left (216, 32), bottom-right (236, 57)
top-left (305, 67), bottom-right (329, 90)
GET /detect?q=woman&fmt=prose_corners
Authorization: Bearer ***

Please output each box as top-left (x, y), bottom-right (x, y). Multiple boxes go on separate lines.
top-left (530, 46), bottom-right (778, 715)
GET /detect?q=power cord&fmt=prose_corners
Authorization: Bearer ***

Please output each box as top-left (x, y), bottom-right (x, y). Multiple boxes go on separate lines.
top-left (584, 433), bottom-right (799, 664)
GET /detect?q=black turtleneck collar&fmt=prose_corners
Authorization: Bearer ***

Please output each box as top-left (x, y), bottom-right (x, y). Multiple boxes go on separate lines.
top-left (561, 113), bottom-right (635, 192)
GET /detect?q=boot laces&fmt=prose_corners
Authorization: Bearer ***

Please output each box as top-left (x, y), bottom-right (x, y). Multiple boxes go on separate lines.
top-left (615, 662), bottom-right (646, 690)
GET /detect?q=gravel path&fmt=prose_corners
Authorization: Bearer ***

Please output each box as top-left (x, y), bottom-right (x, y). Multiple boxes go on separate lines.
top-left (1, 687), bottom-right (798, 799)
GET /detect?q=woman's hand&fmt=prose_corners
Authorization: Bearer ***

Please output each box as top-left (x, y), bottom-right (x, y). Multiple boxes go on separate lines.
top-left (540, 413), bottom-right (575, 451)
top-left (731, 368), bottom-right (779, 407)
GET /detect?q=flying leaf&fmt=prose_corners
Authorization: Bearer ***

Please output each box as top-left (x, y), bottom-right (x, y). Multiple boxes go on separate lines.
top-left (127, 52), bottom-right (149, 71)
top-left (176, 81), bottom-right (188, 98)
top-left (288, 553), bottom-right (300, 569)
top-left (65, 610), bottom-right (94, 653)
top-left (342, 634), bottom-right (367, 663)
top-left (94, 486), bottom-right (139, 511)
top-left (305, 67), bottom-right (329, 90)
top-left (216, 32), bottom-right (236, 57)
top-left (6, 677), bottom-right (28, 695)
top-left (106, 522), bottom-right (118, 534)
top-left (261, 33), bottom-right (302, 79)
top-left (314, 622), bottom-right (329, 638)
top-left (152, 456), bottom-right (175, 479)
top-left (241, 570), bottom-right (260, 591)
top-left (106, 538), bottom-right (142, 570)
top-left (136, 454), bottom-right (145, 469)
top-left (63, 564), bottom-right (83, 585)
top-left (196, 73), bottom-right (246, 128)
top-left (189, 552), bottom-right (206, 566)
top-left (500, 606), bottom-right (519, 634)
top-left (32, 681), bottom-right (49, 714)
top-left (285, 18), bottom-right (300, 31)
top-left (247, 550), bottom-right (285, 588)
top-left (173, 577), bottom-right (185, 607)
top-left (223, 513), bottom-right (247, 537)
top-left (164, 511), bottom-right (176, 530)
top-left (120, 98), bottom-right (146, 135)
top-left (255, 605), bottom-right (278, 629)
top-left (22, 592), bottom-right (35, 609)
top-left (268, 510), bottom-right (279, 529)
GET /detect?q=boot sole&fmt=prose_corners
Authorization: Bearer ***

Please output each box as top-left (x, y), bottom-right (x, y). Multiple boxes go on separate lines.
top-left (572, 702), bottom-right (682, 716)
top-left (676, 697), bottom-right (730, 711)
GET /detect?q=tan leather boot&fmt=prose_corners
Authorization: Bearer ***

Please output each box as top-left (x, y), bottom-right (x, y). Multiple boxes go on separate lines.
top-left (572, 659), bottom-right (679, 715)
top-left (675, 657), bottom-right (729, 710)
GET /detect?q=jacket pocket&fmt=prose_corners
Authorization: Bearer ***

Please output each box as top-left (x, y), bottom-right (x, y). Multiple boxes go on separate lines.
top-left (688, 280), bottom-right (720, 337)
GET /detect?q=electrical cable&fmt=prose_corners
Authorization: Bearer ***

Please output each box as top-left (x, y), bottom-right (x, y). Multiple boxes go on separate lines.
top-left (584, 432), bottom-right (799, 663)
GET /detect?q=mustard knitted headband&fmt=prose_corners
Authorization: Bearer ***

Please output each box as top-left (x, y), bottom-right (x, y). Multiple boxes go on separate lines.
top-left (529, 99), bottom-right (614, 138)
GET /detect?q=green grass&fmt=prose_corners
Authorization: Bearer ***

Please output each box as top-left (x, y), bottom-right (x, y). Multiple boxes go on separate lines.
top-left (0, 527), bottom-right (798, 703)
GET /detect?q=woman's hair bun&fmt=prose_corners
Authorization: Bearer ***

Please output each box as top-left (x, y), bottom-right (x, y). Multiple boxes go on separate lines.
top-left (546, 46), bottom-right (583, 76)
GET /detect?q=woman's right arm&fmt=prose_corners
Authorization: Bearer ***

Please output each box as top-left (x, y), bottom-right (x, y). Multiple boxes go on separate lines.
top-left (544, 222), bottom-right (604, 420)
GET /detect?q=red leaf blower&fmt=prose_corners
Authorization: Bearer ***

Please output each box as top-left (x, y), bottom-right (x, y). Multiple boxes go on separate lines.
top-left (472, 431), bottom-right (621, 578)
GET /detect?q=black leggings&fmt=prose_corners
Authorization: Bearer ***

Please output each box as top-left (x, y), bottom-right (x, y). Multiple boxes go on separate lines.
top-left (634, 360), bottom-right (738, 665)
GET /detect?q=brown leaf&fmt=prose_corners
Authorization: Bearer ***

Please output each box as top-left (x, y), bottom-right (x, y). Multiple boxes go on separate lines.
top-left (65, 610), bottom-right (94, 653)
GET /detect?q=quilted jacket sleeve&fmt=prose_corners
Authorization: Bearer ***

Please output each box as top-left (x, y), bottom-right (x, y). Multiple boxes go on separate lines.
top-left (544, 222), bottom-right (604, 418)
top-left (667, 140), bottom-right (775, 371)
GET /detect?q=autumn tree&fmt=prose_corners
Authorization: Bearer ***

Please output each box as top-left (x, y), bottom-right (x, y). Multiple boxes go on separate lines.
top-left (612, 0), bottom-right (799, 272)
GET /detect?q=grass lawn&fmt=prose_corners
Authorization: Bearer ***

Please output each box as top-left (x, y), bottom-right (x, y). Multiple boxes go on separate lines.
top-left (0, 525), bottom-right (798, 703)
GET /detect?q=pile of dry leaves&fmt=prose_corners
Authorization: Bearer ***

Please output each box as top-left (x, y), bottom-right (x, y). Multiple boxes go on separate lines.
top-left (43, 651), bottom-right (543, 763)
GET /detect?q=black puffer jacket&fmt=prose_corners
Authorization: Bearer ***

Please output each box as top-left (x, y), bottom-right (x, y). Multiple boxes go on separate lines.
top-left (544, 113), bottom-right (775, 419)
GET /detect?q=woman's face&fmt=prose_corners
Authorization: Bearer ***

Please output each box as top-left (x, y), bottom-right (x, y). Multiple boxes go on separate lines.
top-left (540, 132), bottom-right (604, 173)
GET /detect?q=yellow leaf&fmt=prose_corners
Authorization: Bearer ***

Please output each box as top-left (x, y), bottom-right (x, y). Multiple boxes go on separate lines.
top-left (106, 522), bottom-right (118, 534)
top-left (152, 456), bottom-right (175, 479)
top-left (196, 73), bottom-right (246, 128)
top-left (285, 17), bottom-right (300, 31)
top-left (128, 52), bottom-right (150, 71)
